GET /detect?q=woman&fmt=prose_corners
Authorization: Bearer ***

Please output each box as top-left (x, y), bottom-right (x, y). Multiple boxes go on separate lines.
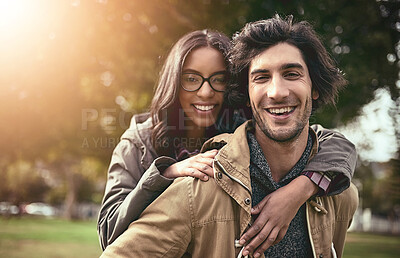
top-left (97, 29), bottom-right (356, 250)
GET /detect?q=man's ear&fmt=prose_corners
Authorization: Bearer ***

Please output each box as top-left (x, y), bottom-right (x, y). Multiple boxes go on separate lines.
top-left (312, 88), bottom-right (319, 100)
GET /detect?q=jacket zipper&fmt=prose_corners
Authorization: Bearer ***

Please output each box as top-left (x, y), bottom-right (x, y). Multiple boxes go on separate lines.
top-left (306, 202), bottom-right (317, 258)
top-left (214, 159), bottom-right (250, 192)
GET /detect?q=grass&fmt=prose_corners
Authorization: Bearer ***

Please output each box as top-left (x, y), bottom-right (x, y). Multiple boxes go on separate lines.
top-left (1, 217), bottom-right (399, 257)
top-left (0, 216), bottom-right (101, 258)
top-left (343, 231), bottom-right (400, 258)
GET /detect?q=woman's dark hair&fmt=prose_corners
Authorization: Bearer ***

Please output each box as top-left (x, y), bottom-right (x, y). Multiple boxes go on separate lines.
top-left (229, 15), bottom-right (348, 110)
top-left (150, 29), bottom-right (234, 157)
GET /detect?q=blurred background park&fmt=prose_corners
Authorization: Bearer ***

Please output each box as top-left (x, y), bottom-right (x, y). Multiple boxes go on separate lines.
top-left (0, 0), bottom-right (399, 257)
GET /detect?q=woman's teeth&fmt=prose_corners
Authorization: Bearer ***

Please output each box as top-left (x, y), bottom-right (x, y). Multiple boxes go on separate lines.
top-left (194, 105), bottom-right (215, 111)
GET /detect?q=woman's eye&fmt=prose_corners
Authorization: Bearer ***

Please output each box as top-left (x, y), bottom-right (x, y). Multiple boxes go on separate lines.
top-left (211, 76), bottom-right (226, 84)
top-left (183, 76), bottom-right (200, 83)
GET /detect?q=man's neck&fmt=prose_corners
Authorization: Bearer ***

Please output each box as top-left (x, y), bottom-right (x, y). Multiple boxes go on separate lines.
top-left (255, 126), bottom-right (309, 182)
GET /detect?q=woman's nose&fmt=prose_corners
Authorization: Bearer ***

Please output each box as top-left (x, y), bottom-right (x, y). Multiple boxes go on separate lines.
top-left (197, 81), bottom-right (215, 98)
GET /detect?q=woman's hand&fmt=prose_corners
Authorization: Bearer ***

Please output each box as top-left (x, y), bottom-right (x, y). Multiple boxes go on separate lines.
top-left (240, 175), bottom-right (319, 257)
top-left (162, 149), bottom-right (218, 181)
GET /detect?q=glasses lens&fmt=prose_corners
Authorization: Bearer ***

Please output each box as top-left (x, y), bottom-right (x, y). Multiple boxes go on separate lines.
top-left (181, 73), bottom-right (202, 91)
top-left (210, 73), bottom-right (227, 91)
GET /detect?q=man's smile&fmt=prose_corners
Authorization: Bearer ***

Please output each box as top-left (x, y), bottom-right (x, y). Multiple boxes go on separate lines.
top-left (266, 106), bottom-right (295, 116)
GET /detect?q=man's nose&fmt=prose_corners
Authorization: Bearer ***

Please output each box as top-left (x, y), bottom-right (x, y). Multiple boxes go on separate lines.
top-left (267, 76), bottom-right (289, 100)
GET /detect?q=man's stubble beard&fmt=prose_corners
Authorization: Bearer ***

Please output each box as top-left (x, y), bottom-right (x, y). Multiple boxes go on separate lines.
top-left (251, 96), bottom-right (313, 143)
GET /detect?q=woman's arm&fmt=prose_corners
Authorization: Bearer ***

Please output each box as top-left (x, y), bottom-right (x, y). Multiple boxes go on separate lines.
top-left (304, 124), bottom-right (357, 195)
top-left (97, 140), bottom-right (218, 250)
top-left (97, 139), bottom-right (174, 250)
top-left (239, 126), bottom-right (357, 257)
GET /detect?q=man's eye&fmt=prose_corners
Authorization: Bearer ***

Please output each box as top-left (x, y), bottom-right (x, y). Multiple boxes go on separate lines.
top-left (253, 75), bottom-right (269, 82)
top-left (285, 72), bottom-right (301, 79)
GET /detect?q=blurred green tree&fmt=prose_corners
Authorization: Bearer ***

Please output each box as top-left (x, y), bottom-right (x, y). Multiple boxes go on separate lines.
top-left (0, 160), bottom-right (50, 206)
top-left (0, 0), bottom-right (398, 218)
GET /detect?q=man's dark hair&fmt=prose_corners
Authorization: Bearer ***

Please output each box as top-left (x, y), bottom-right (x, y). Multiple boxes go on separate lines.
top-left (228, 15), bottom-right (347, 109)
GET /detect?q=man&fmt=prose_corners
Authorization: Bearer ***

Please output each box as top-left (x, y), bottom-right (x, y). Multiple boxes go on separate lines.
top-left (101, 15), bottom-right (358, 258)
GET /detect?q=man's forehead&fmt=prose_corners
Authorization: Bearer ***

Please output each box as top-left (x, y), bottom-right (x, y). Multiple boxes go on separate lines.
top-left (249, 43), bottom-right (306, 71)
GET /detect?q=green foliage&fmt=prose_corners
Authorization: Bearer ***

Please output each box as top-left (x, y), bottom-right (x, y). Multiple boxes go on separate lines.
top-left (236, 0), bottom-right (399, 128)
top-left (0, 0), bottom-right (398, 215)
top-left (378, 158), bottom-right (400, 212)
top-left (1, 0), bottom-right (397, 159)
top-left (354, 157), bottom-right (400, 215)
top-left (0, 160), bottom-right (50, 204)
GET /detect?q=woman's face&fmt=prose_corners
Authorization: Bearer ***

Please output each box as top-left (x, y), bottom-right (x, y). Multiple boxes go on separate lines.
top-left (178, 47), bottom-right (227, 129)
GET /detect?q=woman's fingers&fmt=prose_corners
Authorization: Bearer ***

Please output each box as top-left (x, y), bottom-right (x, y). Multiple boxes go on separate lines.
top-left (194, 157), bottom-right (214, 175)
top-left (252, 227), bottom-right (281, 257)
top-left (240, 209), bottom-right (273, 256)
top-left (199, 149), bottom-right (218, 159)
top-left (250, 195), bottom-right (269, 215)
top-left (161, 149), bottom-right (218, 180)
top-left (240, 183), bottom-right (304, 256)
top-left (196, 163), bottom-right (214, 178)
top-left (184, 167), bottom-right (210, 181)
top-left (194, 155), bottom-right (214, 166)
top-left (240, 196), bottom-right (271, 244)
top-left (186, 157), bottom-right (214, 180)
top-left (241, 222), bottom-right (274, 257)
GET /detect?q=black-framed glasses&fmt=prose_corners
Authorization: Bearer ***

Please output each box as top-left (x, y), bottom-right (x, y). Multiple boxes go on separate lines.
top-left (181, 72), bottom-right (228, 92)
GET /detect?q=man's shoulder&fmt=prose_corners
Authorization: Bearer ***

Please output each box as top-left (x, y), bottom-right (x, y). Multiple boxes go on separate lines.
top-left (332, 182), bottom-right (358, 209)
top-left (201, 133), bottom-right (232, 152)
top-left (201, 120), bottom-right (251, 152)
top-left (321, 182), bottom-right (359, 217)
top-left (171, 177), bottom-right (227, 199)
top-left (167, 177), bottom-right (233, 220)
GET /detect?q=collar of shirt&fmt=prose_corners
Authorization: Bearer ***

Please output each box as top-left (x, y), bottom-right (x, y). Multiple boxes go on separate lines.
top-left (247, 130), bottom-right (313, 189)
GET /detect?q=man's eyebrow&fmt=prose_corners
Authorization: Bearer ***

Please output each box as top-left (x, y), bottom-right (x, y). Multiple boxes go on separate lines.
top-left (250, 63), bottom-right (304, 75)
top-left (281, 63), bottom-right (304, 70)
top-left (250, 69), bottom-right (268, 75)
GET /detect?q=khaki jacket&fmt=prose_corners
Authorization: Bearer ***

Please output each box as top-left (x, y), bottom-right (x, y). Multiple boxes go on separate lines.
top-left (101, 121), bottom-right (358, 258)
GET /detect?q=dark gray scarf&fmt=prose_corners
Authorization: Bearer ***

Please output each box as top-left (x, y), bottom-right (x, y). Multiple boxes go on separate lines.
top-left (248, 131), bottom-right (313, 258)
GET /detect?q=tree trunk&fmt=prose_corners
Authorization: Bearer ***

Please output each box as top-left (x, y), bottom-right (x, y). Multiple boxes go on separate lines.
top-left (63, 164), bottom-right (79, 220)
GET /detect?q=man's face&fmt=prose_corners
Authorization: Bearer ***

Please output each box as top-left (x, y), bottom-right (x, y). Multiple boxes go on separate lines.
top-left (248, 42), bottom-right (319, 142)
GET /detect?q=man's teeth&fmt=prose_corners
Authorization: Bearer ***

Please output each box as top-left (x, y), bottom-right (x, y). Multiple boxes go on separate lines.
top-left (194, 105), bottom-right (214, 111)
top-left (268, 107), bottom-right (294, 114)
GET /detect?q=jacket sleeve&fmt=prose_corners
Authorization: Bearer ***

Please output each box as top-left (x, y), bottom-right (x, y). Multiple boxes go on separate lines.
top-left (97, 139), bottom-right (175, 250)
top-left (305, 124), bottom-right (357, 195)
top-left (100, 177), bottom-right (192, 258)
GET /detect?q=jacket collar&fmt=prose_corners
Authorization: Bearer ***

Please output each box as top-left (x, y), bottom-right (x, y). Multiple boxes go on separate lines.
top-left (203, 120), bottom-right (320, 192)
top-left (214, 121), bottom-right (252, 192)
top-left (121, 112), bottom-right (157, 169)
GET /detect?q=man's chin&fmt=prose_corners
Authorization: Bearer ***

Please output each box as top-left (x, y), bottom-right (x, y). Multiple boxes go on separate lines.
top-left (263, 127), bottom-right (302, 143)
